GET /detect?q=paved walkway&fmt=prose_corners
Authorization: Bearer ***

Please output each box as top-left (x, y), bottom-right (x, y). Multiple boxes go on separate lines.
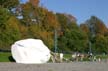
top-left (0, 62), bottom-right (108, 71)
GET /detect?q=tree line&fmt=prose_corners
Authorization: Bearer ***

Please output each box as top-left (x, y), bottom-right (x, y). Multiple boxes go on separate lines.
top-left (0, 0), bottom-right (108, 54)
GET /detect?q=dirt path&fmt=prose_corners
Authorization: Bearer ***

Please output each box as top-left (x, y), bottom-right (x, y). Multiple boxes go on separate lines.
top-left (0, 62), bottom-right (108, 71)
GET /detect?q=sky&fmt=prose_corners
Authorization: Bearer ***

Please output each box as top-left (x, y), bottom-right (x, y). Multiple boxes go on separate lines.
top-left (20, 0), bottom-right (108, 26)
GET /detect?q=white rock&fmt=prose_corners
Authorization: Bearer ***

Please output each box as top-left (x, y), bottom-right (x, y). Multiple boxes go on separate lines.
top-left (11, 39), bottom-right (51, 64)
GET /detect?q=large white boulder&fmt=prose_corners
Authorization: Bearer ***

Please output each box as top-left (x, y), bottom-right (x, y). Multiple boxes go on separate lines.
top-left (11, 39), bottom-right (51, 64)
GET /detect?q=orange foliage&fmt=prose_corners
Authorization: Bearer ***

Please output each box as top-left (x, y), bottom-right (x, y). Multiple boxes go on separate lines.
top-left (29, 0), bottom-right (39, 7)
top-left (96, 21), bottom-right (108, 35)
top-left (80, 24), bottom-right (90, 34)
top-left (44, 11), bottom-right (60, 30)
top-left (21, 3), bottom-right (32, 11)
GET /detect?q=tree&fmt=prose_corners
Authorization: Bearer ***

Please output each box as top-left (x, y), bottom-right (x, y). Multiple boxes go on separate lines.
top-left (80, 24), bottom-right (90, 35)
top-left (42, 11), bottom-right (60, 31)
top-left (56, 13), bottom-right (69, 31)
top-left (94, 35), bottom-right (108, 54)
top-left (0, 8), bottom-right (10, 29)
top-left (85, 16), bottom-right (107, 36)
top-left (29, 0), bottom-right (39, 7)
top-left (80, 16), bottom-right (108, 54)
top-left (57, 13), bottom-right (88, 53)
top-left (0, 0), bottom-right (19, 10)
top-left (19, 2), bottom-right (60, 49)
top-left (0, 8), bottom-right (21, 49)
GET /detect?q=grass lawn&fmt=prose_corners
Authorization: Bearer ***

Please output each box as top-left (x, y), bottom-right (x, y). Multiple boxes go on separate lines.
top-left (0, 52), bottom-right (108, 62)
top-left (95, 55), bottom-right (108, 59)
top-left (0, 52), bottom-right (14, 62)
top-left (64, 54), bottom-right (72, 59)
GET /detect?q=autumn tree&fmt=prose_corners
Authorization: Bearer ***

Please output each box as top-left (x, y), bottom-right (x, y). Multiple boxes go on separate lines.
top-left (0, 8), bottom-right (21, 49)
top-left (0, 0), bottom-right (19, 10)
top-left (85, 16), bottom-right (107, 36)
top-left (80, 16), bottom-right (108, 54)
top-left (0, 8), bottom-right (10, 29)
top-left (94, 35), bottom-right (108, 54)
top-left (18, 1), bottom-right (60, 49)
top-left (56, 13), bottom-right (69, 31)
top-left (29, 0), bottom-right (40, 7)
top-left (56, 13), bottom-right (88, 53)
top-left (42, 10), bottom-right (60, 31)
top-left (80, 24), bottom-right (90, 36)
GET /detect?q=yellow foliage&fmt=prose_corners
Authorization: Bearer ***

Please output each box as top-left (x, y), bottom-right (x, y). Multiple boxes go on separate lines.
top-left (6, 16), bottom-right (20, 30)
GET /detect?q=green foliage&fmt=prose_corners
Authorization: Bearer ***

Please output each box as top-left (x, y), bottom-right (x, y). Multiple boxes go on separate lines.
top-left (0, 19), bottom-right (21, 49)
top-left (86, 16), bottom-right (107, 36)
top-left (0, 0), bottom-right (108, 55)
top-left (0, 0), bottom-right (19, 9)
top-left (58, 19), bottom-right (88, 53)
top-left (94, 35), bottom-right (108, 54)
top-left (80, 16), bottom-right (108, 54)
top-left (0, 8), bottom-right (21, 49)
top-left (0, 8), bottom-right (10, 28)
top-left (56, 13), bottom-right (68, 30)
top-left (28, 24), bottom-right (54, 49)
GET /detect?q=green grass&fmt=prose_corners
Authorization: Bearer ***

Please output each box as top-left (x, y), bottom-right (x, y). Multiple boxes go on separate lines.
top-left (0, 52), bottom-right (108, 62)
top-left (64, 54), bottom-right (71, 59)
top-left (95, 55), bottom-right (108, 59)
top-left (0, 52), bottom-right (14, 62)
